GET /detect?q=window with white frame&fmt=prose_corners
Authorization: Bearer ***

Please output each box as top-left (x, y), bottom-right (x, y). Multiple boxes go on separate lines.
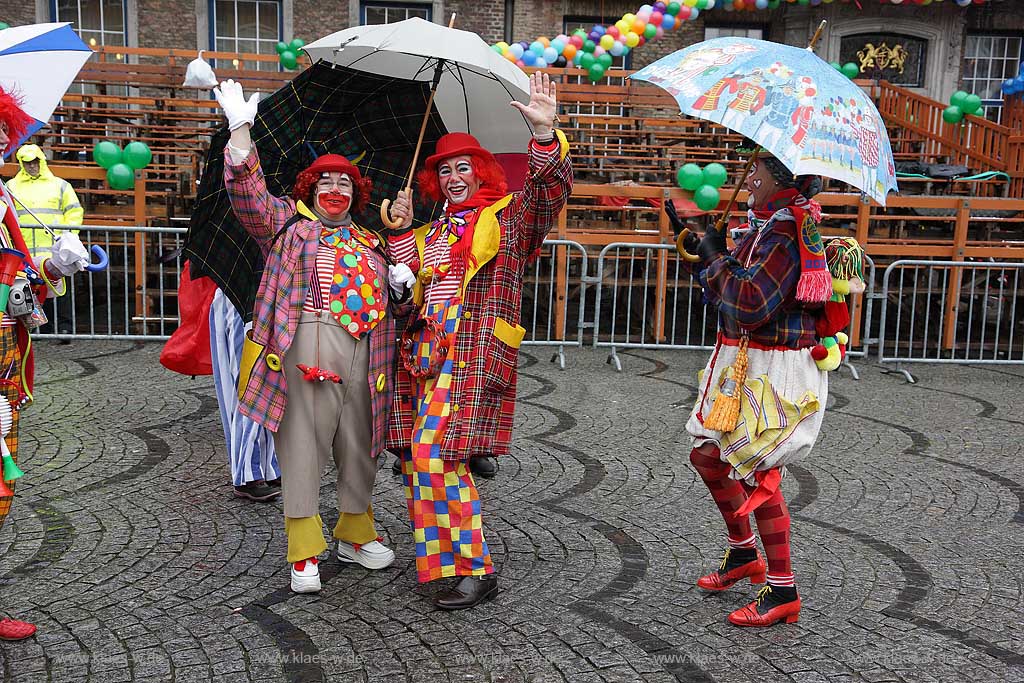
top-left (704, 26), bottom-right (764, 41)
top-left (54, 0), bottom-right (126, 47)
top-left (362, 1), bottom-right (431, 24)
top-left (213, 0), bottom-right (282, 71)
top-left (962, 34), bottom-right (1022, 122)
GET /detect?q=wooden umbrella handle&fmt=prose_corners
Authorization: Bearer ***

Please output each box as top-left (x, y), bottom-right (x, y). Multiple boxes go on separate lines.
top-left (381, 13), bottom-right (458, 230)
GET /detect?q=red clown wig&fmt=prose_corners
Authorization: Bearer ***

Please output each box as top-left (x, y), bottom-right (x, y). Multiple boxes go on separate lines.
top-left (415, 132), bottom-right (507, 203)
top-left (290, 154), bottom-right (373, 214)
top-left (0, 88), bottom-right (33, 156)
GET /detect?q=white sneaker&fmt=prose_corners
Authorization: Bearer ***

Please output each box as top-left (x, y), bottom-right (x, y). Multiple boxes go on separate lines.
top-left (290, 558), bottom-right (321, 593)
top-left (336, 539), bottom-right (396, 570)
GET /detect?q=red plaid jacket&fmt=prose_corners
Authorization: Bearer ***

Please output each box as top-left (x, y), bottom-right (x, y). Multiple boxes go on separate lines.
top-left (386, 133), bottom-right (572, 460)
top-left (224, 148), bottom-right (397, 450)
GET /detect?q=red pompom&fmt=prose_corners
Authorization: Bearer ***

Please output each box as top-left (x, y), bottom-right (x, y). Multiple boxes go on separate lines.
top-left (810, 345), bottom-right (828, 361)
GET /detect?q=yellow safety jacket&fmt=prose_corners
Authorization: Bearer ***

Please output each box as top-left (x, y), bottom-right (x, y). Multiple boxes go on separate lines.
top-left (7, 144), bottom-right (83, 254)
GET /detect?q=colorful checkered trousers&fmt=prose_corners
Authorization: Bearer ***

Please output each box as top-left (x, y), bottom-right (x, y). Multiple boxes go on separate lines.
top-left (0, 326), bottom-right (23, 533)
top-left (400, 298), bottom-right (493, 583)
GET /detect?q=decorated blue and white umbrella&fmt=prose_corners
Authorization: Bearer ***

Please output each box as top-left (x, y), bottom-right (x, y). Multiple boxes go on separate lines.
top-left (0, 22), bottom-right (93, 152)
top-left (631, 26), bottom-right (898, 206)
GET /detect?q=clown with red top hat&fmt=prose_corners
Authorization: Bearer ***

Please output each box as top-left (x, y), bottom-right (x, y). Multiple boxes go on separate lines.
top-left (0, 88), bottom-right (91, 640)
top-left (384, 71), bottom-right (572, 610)
top-left (213, 79), bottom-right (417, 594)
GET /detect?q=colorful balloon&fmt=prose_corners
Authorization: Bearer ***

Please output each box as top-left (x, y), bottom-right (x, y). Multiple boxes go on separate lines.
top-left (122, 141), bottom-right (152, 170)
top-left (676, 163), bottom-right (703, 191)
top-left (106, 163), bottom-right (134, 191)
top-left (92, 141), bottom-right (122, 169)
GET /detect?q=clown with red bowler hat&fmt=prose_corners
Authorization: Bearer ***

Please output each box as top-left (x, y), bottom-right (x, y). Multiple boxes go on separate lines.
top-left (385, 71), bottom-right (572, 610)
top-left (214, 79), bottom-right (417, 594)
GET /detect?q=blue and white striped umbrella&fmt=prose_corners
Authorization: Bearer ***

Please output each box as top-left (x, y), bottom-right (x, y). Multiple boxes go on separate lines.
top-left (0, 22), bottom-right (92, 153)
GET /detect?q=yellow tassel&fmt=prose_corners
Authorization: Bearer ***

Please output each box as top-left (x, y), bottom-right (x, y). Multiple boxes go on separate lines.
top-left (704, 336), bottom-right (748, 433)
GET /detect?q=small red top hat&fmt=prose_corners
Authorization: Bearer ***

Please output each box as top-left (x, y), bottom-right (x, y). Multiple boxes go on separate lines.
top-left (423, 133), bottom-right (497, 175)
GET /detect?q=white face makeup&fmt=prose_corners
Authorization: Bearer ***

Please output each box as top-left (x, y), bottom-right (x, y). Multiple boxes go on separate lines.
top-left (437, 155), bottom-right (481, 205)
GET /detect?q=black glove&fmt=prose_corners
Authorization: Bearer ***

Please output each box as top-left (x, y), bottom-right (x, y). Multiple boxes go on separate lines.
top-left (697, 228), bottom-right (728, 263)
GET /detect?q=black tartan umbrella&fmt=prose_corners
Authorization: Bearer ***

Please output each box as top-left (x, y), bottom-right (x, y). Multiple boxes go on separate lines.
top-left (184, 61), bottom-right (447, 319)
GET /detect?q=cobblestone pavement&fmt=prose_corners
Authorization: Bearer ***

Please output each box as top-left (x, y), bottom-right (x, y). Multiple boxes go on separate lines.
top-left (0, 341), bottom-right (1022, 682)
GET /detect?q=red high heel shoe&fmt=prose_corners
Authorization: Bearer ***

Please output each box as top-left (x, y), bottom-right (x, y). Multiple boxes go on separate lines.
top-left (696, 548), bottom-right (767, 591)
top-left (728, 585), bottom-right (801, 627)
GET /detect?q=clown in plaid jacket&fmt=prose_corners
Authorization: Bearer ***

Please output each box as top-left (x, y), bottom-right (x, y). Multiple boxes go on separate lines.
top-left (224, 149), bottom-right (397, 451)
top-left (386, 132), bottom-right (572, 460)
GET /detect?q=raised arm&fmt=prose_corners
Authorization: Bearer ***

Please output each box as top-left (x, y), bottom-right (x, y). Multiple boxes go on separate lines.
top-left (502, 72), bottom-right (573, 256)
top-left (215, 80), bottom-right (295, 244)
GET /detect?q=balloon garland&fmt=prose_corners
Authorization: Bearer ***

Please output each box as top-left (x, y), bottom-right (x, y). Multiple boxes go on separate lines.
top-left (942, 89), bottom-right (984, 123)
top-left (493, 0), bottom-right (991, 81)
top-left (92, 141), bottom-right (154, 190)
top-left (491, 2), bottom-right (704, 83)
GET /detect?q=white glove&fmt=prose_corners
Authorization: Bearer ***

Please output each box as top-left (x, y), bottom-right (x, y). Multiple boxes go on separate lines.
top-left (388, 263), bottom-right (417, 295)
top-left (48, 231), bottom-right (90, 277)
top-left (213, 79), bottom-right (259, 131)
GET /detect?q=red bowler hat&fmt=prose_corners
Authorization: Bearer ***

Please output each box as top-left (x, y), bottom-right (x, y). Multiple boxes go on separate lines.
top-left (423, 132), bottom-right (496, 173)
top-left (302, 153), bottom-right (362, 182)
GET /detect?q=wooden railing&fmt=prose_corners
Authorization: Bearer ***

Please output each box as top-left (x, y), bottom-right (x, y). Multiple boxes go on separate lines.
top-left (874, 80), bottom-right (1020, 195)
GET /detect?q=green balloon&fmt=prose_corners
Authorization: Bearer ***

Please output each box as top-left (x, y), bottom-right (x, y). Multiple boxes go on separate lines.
top-left (942, 105), bottom-right (964, 124)
top-left (289, 38), bottom-right (305, 51)
top-left (275, 41), bottom-right (289, 55)
top-left (841, 62), bottom-right (860, 80)
top-left (962, 93), bottom-right (982, 115)
top-left (694, 184), bottom-right (721, 212)
top-left (667, 2), bottom-right (681, 15)
top-left (0, 23), bottom-right (9, 31)
top-left (122, 141), bottom-right (152, 170)
top-left (583, 39), bottom-right (596, 53)
top-left (830, 61), bottom-right (842, 71)
top-left (949, 90), bottom-right (968, 109)
top-left (106, 163), bottom-right (134, 191)
top-left (587, 63), bottom-right (606, 82)
top-left (702, 162), bottom-right (728, 189)
top-left (676, 163), bottom-right (703, 191)
top-left (768, 0), bottom-right (781, 7)
top-left (597, 53), bottom-right (613, 69)
top-left (643, 23), bottom-right (657, 40)
top-left (280, 50), bottom-right (298, 70)
top-left (92, 141), bottom-right (122, 169)
top-left (580, 52), bottom-right (596, 70)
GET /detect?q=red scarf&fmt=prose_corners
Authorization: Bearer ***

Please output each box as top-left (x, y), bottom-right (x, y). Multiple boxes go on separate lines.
top-left (444, 187), bottom-right (508, 269)
top-left (749, 188), bottom-right (831, 304)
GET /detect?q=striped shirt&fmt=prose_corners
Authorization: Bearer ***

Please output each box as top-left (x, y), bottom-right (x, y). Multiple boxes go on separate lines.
top-left (302, 237), bottom-right (383, 314)
top-left (390, 219), bottom-right (468, 304)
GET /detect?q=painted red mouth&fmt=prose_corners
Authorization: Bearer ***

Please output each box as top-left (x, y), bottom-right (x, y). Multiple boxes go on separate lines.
top-left (318, 192), bottom-right (351, 215)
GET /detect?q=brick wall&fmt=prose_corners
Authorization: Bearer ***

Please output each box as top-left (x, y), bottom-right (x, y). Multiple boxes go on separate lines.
top-left (447, 0), bottom-right (506, 44)
top-left (294, 2), bottom-right (349, 46)
top-left (0, 0), bottom-right (38, 27)
top-left (138, 0), bottom-right (198, 50)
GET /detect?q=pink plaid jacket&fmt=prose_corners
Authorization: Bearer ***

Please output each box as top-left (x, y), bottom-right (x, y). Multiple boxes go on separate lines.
top-left (386, 133), bottom-right (572, 460)
top-left (224, 148), bottom-right (397, 449)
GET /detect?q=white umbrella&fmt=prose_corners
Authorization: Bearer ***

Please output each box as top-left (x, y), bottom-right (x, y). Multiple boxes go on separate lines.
top-left (0, 22), bottom-right (93, 151)
top-left (305, 17), bottom-right (532, 157)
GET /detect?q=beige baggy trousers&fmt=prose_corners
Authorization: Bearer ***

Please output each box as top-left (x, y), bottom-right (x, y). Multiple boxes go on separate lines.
top-left (274, 310), bottom-right (378, 519)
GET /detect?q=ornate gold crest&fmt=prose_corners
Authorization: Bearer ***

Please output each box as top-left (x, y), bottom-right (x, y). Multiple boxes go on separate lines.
top-left (856, 42), bottom-right (909, 74)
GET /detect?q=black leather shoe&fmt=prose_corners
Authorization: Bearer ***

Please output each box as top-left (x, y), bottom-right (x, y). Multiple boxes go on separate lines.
top-left (468, 456), bottom-right (497, 479)
top-left (434, 575), bottom-right (498, 610)
top-left (391, 456), bottom-right (402, 475)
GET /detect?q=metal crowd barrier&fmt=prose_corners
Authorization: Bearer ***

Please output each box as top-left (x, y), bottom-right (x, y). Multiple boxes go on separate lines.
top-left (592, 242), bottom-right (717, 371)
top-left (876, 259), bottom-right (1024, 382)
top-left (519, 239), bottom-right (589, 369)
top-left (33, 225), bottom-right (186, 341)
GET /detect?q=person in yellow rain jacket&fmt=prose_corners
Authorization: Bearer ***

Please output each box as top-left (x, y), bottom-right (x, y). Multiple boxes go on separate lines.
top-left (7, 144), bottom-right (84, 339)
top-left (8, 145), bottom-right (83, 253)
